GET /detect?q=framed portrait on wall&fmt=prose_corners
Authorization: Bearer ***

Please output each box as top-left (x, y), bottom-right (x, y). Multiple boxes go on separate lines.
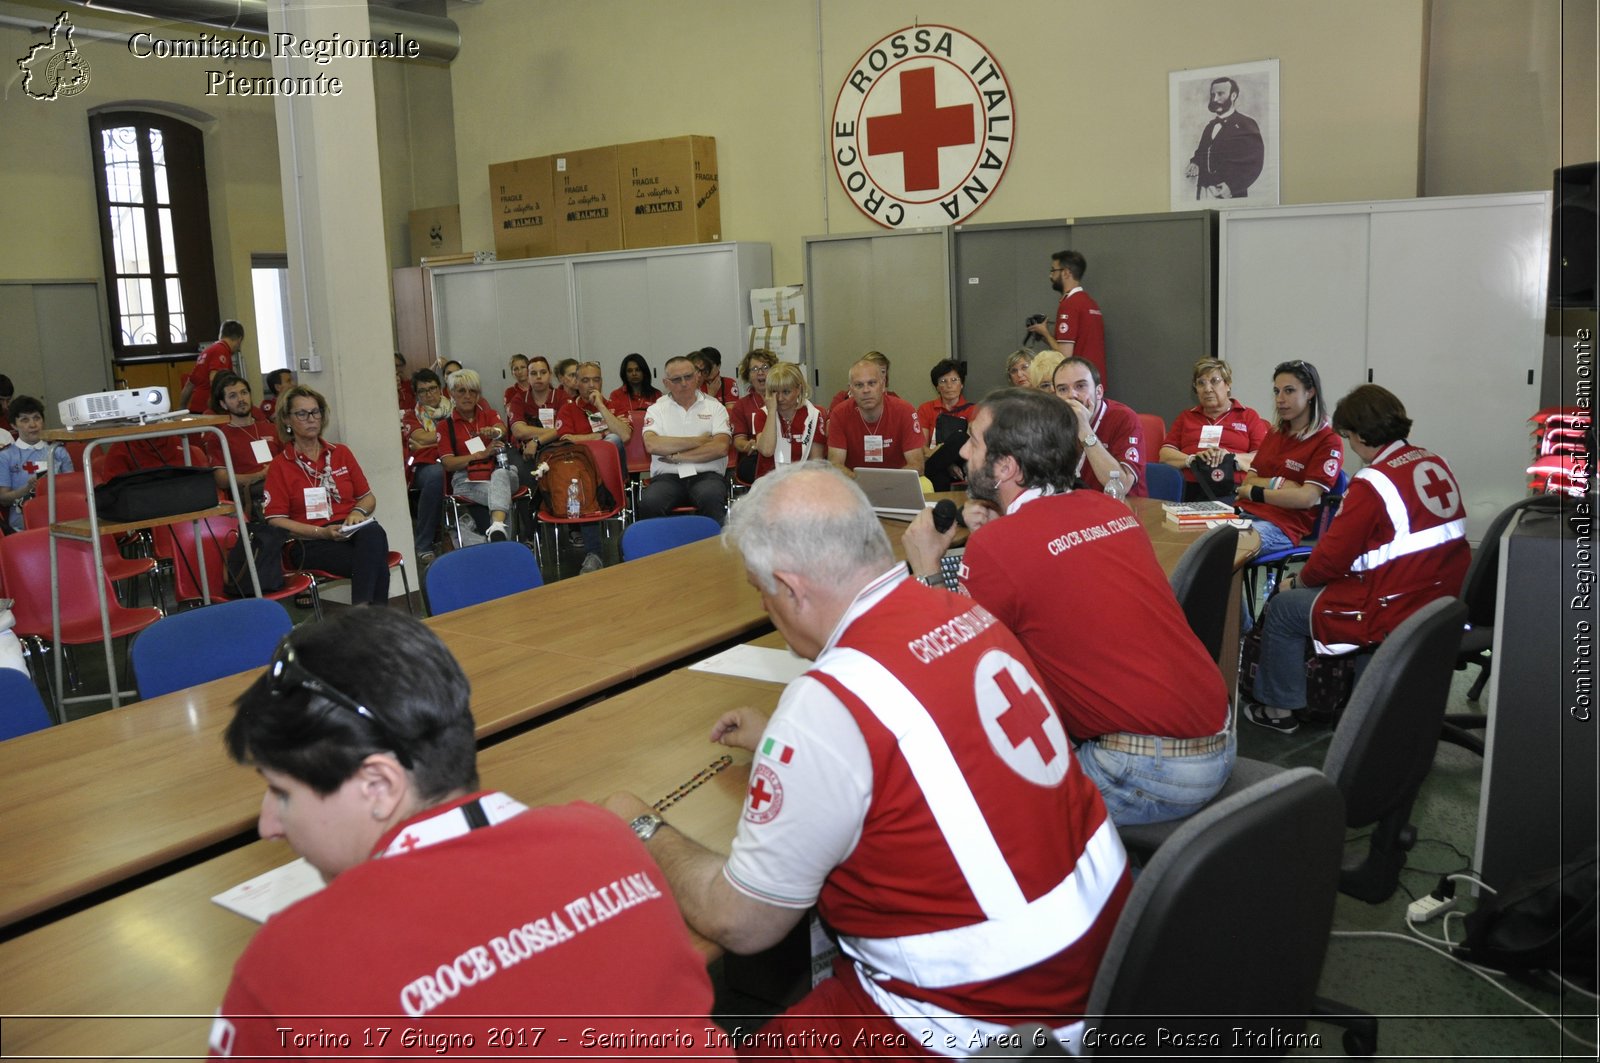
top-left (1170, 58), bottom-right (1280, 211)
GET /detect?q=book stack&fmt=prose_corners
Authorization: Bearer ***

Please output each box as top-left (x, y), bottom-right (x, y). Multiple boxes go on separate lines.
top-left (1162, 500), bottom-right (1243, 528)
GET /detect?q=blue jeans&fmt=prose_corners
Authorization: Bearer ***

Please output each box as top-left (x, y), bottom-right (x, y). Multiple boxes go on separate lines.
top-left (412, 463), bottom-right (444, 554)
top-left (1255, 586), bottom-right (1317, 709)
top-left (1075, 729), bottom-right (1236, 826)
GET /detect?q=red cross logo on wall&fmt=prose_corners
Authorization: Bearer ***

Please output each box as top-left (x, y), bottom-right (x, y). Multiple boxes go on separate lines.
top-left (744, 764), bottom-right (784, 825)
top-left (866, 67), bottom-right (975, 192)
top-left (1414, 461), bottom-right (1460, 519)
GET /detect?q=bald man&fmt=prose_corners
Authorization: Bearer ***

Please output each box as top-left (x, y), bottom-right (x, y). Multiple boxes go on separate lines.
top-left (603, 462), bottom-right (1127, 1057)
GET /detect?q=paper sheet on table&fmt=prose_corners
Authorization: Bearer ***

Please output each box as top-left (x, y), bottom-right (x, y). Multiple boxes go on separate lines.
top-left (212, 857), bottom-right (325, 923)
top-left (689, 644), bottom-right (810, 686)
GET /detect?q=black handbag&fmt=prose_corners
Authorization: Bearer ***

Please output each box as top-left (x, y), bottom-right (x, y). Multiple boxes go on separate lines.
top-left (1187, 452), bottom-right (1238, 503)
top-left (221, 521), bottom-right (288, 597)
top-left (94, 466), bottom-right (218, 523)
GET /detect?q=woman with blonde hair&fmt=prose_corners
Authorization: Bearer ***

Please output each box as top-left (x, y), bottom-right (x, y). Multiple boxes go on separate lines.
top-left (751, 362), bottom-right (828, 479)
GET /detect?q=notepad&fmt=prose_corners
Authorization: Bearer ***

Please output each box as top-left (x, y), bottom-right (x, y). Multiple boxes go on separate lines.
top-left (213, 857), bottom-right (325, 923)
top-left (688, 644), bottom-right (811, 685)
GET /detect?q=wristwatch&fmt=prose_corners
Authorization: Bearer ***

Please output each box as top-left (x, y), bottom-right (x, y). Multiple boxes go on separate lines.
top-left (1082, 432), bottom-right (1100, 449)
top-left (629, 812), bottom-right (664, 842)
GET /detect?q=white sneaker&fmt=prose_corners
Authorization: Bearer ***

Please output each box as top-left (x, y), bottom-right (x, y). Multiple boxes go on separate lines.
top-left (486, 521), bottom-right (509, 543)
top-left (579, 552), bottom-right (604, 574)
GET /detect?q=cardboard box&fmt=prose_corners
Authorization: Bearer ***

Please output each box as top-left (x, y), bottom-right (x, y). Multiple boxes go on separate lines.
top-left (748, 323), bottom-right (803, 363)
top-left (488, 157), bottom-right (556, 260)
top-left (409, 205), bottom-right (461, 263)
top-left (554, 146), bottom-right (623, 255)
top-left (617, 136), bottom-right (720, 250)
top-left (750, 284), bottom-right (804, 326)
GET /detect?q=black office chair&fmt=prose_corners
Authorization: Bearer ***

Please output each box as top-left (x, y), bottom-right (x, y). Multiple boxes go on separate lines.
top-left (1121, 598), bottom-right (1467, 909)
top-left (1167, 524), bottom-right (1239, 666)
top-left (1085, 768), bottom-right (1352, 1055)
top-left (1444, 495), bottom-right (1561, 754)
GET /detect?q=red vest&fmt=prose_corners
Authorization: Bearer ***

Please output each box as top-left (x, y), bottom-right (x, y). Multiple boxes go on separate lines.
top-left (806, 579), bottom-right (1128, 1035)
top-left (1303, 442), bottom-right (1469, 653)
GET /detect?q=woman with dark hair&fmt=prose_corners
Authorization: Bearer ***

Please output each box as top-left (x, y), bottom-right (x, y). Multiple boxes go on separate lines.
top-left (264, 384), bottom-right (390, 605)
top-left (729, 349), bottom-right (777, 480)
top-left (609, 352), bottom-right (661, 413)
top-left (693, 347), bottom-right (737, 404)
top-left (1235, 359), bottom-right (1343, 556)
top-left (1245, 385), bottom-right (1467, 733)
top-left (918, 359), bottom-right (977, 492)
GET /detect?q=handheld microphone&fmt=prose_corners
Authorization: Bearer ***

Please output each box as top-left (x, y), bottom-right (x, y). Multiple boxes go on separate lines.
top-left (932, 499), bottom-right (966, 534)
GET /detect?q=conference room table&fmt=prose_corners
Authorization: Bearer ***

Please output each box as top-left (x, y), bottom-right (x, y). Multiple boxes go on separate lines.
top-left (0, 496), bottom-right (1254, 1058)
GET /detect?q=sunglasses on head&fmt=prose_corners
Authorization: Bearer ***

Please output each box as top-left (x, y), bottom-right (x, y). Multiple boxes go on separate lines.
top-left (269, 639), bottom-right (413, 768)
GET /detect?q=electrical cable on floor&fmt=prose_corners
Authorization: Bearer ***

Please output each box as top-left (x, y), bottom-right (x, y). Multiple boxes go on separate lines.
top-left (1330, 929), bottom-right (1598, 1050)
top-left (1553, 973), bottom-right (1600, 1002)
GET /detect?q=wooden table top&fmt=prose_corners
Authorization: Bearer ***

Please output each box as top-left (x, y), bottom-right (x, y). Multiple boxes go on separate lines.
top-left (0, 668), bottom-right (781, 1061)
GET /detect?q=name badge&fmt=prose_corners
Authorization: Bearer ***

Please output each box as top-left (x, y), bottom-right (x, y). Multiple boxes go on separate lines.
top-left (250, 439), bottom-right (273, 465)
top-left (538, 408), bottom-right (555, 428)
top-left (775, 441), bottom-right (791, 466)
top-left (863, 435), bottom-right (885, 463)
top-left (465, 434), bottom-right (487, 455)
top-left (1198, 425), bottom-right (1224, 449)
top-left (587, 411), bottom-right (606, 432)
top-left (303, 486), bottom-right (332, 521)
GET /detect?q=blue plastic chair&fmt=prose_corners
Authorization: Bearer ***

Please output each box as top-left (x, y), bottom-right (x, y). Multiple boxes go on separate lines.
top-left (424, 540), bottom-right (544, 615)
top-left (0, 669), bottom-right (53, 740)
top-left (621, 516), bottom-right (722, 562)
top-left (1144, 462), bottom-right (1184, 502)
top-left (130, 598), bottom-right (293, 700)
top-left (1244, 470), bottom-right (1350, 624)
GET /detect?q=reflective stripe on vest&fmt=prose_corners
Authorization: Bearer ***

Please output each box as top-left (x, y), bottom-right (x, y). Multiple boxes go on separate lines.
top-left (1349, 466), bottom-right (1466, 574)
top-left (813, 647), bottom-right (1127, 988)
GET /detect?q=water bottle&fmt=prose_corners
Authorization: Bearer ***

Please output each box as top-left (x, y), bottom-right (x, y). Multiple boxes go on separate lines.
top-left (494, 447), bottom-right (510, 471)
top-left (566, 479), bottom-right (581, 518)
top-left (1103, 468), bottom-right (1126, 502)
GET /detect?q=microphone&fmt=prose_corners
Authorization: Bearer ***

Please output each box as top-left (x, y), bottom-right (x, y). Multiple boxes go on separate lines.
top-left (932, 498), bottom-right (966, 534)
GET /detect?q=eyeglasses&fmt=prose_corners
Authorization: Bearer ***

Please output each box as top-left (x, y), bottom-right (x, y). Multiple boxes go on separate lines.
top-left (664, 374), bottom-right (697, 385)
top-left (269, 639), bottom-right (413, 768)
top-left (289, 409), bottom-right (323, 421)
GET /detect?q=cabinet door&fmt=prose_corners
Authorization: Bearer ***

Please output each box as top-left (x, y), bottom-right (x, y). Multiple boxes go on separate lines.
top-left (952, 220), bottom-right (1070, 400)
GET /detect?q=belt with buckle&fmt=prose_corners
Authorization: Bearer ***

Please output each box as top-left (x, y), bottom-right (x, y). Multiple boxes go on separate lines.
top-left (1095, 730), bottom-right (1229, 758)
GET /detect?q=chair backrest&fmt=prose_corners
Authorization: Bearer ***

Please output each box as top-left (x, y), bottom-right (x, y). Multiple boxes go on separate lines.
top-left (1307, 469), bottom-right (1351, 541)
top-left (1142, 462), bottom-right (1183, 502)
top-left (1137, 413), bottom-right (1166, 452)
top-left (151, 515), bottom-right (238, 602)
top-left (0, 529), bottom-right (120, 637)
top-left (1323, 597), bottom-right (1467, 827)
top-left (624, 409), bottom-right (650, 473)
top-left (1166, 524), bottom-right (1239, 665)
top-left (578, 438), bottom-right (627, 518)
top-left (1460, 494), bottom-right (1559, 627)
top-left (424, 540), bottom-right (544, 615)
top-left (621, 515), bottom-right (722, 561)
top-left (1084, 767), bottom-right (1343, 1051)
top-left (130, 598), bottom-right (293, 699)
top-left (0, 668), bottom-right (53, 739)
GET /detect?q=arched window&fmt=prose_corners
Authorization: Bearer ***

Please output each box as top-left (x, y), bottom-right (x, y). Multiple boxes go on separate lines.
top-left (88, 110), bottom-right (220, 360)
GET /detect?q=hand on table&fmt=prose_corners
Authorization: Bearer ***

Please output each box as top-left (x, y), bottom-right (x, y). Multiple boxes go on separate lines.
top-left (710, 707), bottom-right (768, 752)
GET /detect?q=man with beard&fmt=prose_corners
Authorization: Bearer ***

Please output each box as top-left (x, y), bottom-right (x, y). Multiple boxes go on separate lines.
top-left (902, 388), bottom-right (1232, 825)
top-left (1027, 251), bottom-right (1106, 384)
top-left (204, 372), bottom-right (278, 508)
top-left (1185, 75), bottom-right (1264, 200)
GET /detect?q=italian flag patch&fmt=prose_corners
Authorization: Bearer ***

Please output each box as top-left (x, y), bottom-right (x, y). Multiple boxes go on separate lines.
top-left (761, 737), bottom-right (796, 765)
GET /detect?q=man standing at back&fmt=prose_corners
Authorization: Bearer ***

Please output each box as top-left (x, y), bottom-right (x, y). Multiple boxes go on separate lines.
top-left (827, 357), bottom-right (925, 475)
top-left (182, 320), bottom-right (245, 414)
top-left (903, 389), bottom-right (1232, 824)
top-left (1028, 251), bottom-right (1106, 384)
top-left (639, 354), bottom-right (732, 523)
top-left (603, 463), bottom-right (1128, 1054)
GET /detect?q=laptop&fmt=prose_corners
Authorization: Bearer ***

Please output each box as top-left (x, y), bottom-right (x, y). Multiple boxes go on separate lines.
top-left (854, 466), bottom-right (934, 520)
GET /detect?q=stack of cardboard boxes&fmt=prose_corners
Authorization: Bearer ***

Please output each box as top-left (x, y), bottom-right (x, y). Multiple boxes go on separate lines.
top-left (748, 285), bottom-right (804, 363)
top-left (488, 136), bottom-right (720, 261)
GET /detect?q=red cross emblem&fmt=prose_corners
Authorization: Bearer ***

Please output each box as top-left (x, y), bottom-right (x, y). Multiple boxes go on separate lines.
top-left (866, 67), bottom-right (975, 192)
top-left (994, 668), bottom-right (1060, 769)
top-left (976, 651), bottom-right (1069, 785)
top-left (1414, 461), bottom-right (1459, 519)
top-left (744, 764), bottom-right (784, 825)
top-left (395, 833), bottom-right (421, 852)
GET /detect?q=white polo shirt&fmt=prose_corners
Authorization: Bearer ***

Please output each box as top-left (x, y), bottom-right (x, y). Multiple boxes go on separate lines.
top-left (641, 391), bottom-right (731, 478)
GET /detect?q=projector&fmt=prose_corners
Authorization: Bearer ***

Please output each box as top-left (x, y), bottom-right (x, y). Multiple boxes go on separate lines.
top-left (59, 387), bottom-right (171, 427)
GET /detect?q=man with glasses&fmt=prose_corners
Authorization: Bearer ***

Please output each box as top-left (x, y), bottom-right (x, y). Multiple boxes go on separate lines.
top-left (902, 389), bottom-right (1232, 825)
top-left (209, 611), bottom-right (725, 1059)
top-left (639, 354), bottom-right (732, 523)
top-left (401, 368), bottom-right (451, 561)
top-left (1027, 251), bottom-right (1106, 384)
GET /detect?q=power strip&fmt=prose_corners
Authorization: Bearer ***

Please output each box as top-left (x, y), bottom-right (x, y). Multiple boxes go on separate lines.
top-left (1407, 894), bottom-right (1458, 923)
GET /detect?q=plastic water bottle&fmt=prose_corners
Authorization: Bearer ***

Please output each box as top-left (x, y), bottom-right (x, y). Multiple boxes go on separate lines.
top-left (1103, 468), bottom-right (1127, 502)
top-left (566, 479), bottom-right (581, 518)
